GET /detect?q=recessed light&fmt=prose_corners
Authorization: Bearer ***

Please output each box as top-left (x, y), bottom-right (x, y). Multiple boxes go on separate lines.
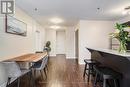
top-left (50, 17), bottom-right (63, 24)
top-left (50, 25), bottom-right (61, 29)
top-left (34, 8), bottom-right (38, 11)
top-left (97, 7), bottom-right (100, 10)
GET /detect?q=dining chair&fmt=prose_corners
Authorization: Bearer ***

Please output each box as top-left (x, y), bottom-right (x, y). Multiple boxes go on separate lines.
top-left (35, 51), bottom-right (43, 53)
top-left (33, 55), bottom-right (48, 80)
top-left (0, 63), bottom-right (8, 87)
top-left (2, 61), bottom-right (33, 87)
top-left (45, 55), bottom-right (49, 71)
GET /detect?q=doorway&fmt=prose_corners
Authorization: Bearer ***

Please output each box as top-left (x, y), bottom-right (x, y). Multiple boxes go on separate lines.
top-left (56, 30), bottom-right (66, 55)
top-left (35, 30), bottom-right (42, 51)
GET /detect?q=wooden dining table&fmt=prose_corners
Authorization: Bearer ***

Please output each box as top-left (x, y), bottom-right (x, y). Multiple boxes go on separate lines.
top-left (6, 51), bottom-right (48, 63)
top-left (5, 51), bottom-right (48, 70)
top-left (4, 51), bottom-right (48, 87)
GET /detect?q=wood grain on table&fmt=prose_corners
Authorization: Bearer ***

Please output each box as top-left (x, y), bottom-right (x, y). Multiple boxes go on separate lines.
top-left (6, 51), bottom-right (47, 62)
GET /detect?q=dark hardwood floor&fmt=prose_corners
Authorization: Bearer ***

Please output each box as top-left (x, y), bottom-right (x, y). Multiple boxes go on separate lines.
top-left (10, 54), bottom-right (96, 87)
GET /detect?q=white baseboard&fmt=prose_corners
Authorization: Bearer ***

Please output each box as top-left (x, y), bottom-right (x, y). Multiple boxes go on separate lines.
top-left (66, 56), bottom-right (77, 59)
top-left (50, 55), bottom-right (56, 57)
top-left (78, 61), bottom-right (85, 65)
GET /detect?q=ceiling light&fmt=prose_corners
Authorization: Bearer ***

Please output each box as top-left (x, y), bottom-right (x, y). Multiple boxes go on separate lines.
top-left (34, 8), bottom-right (38, 11)
top-left (50, 25), bottom-right (61, 29)
top-left (50, 17), bottom-right (63, 24)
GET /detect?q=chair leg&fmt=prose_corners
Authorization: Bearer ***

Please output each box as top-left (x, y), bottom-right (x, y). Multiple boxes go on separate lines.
top-left (40, 70), bottom-right (44, 80)
top-left (29, 71), bottom-right (33, 87)
top-left (6, 77), bottom-right (11, 86)
top-left (34, 69), bottom-right (36, 78)
top-left (17, 78), bottom-right (20, 87)
top-left (46, 65), bottom-right (48, 71)
top-left (29, 72), bottom-right (31, 87)
top-left (103, 79), bottom-right (107, 87)
top-left (83, 63), bottom-right (87, 77)
top-left (33, 70), bottom-right (36, 87)
top-left (44, 68), bottom-right (47, 79)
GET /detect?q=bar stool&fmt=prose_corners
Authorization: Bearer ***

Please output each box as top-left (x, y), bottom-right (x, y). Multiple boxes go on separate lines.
top-left (83, 59), bottom-right (99, 82)
top-left (94, 66), bottom-right (122, 87)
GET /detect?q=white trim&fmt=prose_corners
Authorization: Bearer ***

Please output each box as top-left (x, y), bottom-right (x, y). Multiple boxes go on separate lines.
top-left (66, 56), bottom-right (77, 59)
top-left (74, 57), bottom-right (77, 59)
top-left (78, 61), bottom-right (85, 65)
top-left (50, 55), bottom-right (56, 57)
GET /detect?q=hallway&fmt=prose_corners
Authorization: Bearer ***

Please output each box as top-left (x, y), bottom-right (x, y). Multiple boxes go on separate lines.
top-left (37, 54), bottom-right (92, 87)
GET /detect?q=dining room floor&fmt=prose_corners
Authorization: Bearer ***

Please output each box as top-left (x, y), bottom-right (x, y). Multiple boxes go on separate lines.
top-left (10, 54), bottom-right (98, 87)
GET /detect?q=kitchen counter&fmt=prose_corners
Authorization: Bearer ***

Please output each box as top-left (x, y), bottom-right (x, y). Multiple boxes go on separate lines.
top-left (86, 47), bottom-right (130, 87)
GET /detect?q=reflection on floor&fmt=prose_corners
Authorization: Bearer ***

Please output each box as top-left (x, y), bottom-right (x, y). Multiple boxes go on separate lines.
top-left (9, 54), bottom-right (95, 87)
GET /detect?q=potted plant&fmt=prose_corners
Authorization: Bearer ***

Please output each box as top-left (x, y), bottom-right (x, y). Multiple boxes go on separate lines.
top-left (44, 41), bottom-right (51, 53)
top-left (110, 23), bottom-right (130, 53)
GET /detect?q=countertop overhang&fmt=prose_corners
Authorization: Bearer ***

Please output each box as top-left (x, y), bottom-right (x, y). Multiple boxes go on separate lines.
top-left (86, 47), bottom-right (130, 57)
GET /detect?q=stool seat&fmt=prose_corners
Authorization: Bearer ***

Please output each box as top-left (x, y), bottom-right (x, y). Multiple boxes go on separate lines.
top-left (84, 60), bottom-right (97, 64)
top-left (94, 66), bottom-right (121, 79)
top-left (83, 59), bottom-right (99, 82)
top-left (94, 66), bottom-right (122, 87)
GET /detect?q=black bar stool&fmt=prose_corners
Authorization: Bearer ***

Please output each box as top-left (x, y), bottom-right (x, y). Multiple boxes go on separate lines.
top-left (83, 59), bottom-right (99, 82)
top-left (94, 66), bottom-right (122, 87)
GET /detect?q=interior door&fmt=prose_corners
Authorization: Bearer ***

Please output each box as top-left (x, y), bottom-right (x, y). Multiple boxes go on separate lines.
top-left (35, 31), bottom-right (41, 51)
top-left (56, 30), bottom-right (66, 54)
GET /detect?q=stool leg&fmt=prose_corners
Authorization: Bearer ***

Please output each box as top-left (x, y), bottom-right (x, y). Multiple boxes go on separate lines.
top-left (114, 79), bottom-right (117, 87)
top-left (91, 65), bottom-right (94, 76)
top-left (94, 73), bottom-right (98, 87)
top-left (117, 79), bottom-right (120, 87)
top-left (87, 65), bottom-right (90, 82)
top-left (103, 79), bottom-right (107, 87)
top-left (83, 63), bottom-right (87, 77)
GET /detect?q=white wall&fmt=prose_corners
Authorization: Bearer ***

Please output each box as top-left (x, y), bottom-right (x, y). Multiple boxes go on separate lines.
top-left (45, 29), bottom-right (56, 56)
top-left (115, 16), bottom-right (130, 24)
top-left (0, 7), bottom-right (46, 61)
top-left (78, 20), bottom-right (114, 64)
top-left (66, 27), bottom-right (75, 59)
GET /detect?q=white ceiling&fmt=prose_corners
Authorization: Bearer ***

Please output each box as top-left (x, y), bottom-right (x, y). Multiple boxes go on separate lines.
top-left (16, 0), bottom-right (130, 28)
